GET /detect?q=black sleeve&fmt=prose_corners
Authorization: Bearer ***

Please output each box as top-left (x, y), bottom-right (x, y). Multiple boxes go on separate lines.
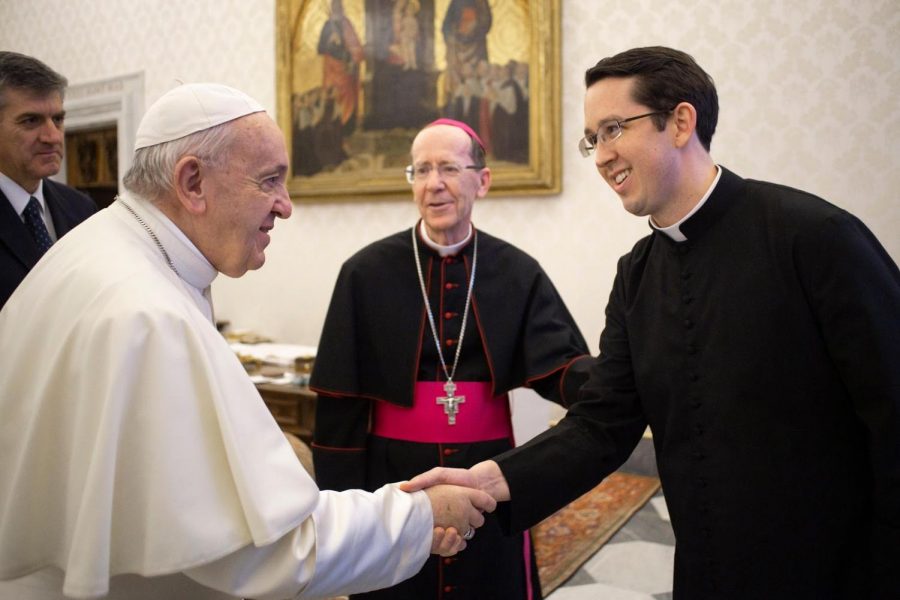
top-left (498, 259), bottom-right (646, 531)
top-left (520, 268), bottom-right (592, 405)
top-left (798, 212), bottom-right (900, 594)
top-left (311, 393), bottom-right (371, 491)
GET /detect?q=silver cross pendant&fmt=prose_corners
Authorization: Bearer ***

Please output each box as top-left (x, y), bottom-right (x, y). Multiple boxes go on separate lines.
top-left (436, 380), bottom-right (466, 425)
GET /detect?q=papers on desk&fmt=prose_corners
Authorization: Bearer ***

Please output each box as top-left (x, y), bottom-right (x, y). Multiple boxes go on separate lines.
top-left (230, 342), bottom-right (317, 367)
top-left (231, 342), bottom-right (317, 386)
top-left (248, 372), bottom-right (299, 385)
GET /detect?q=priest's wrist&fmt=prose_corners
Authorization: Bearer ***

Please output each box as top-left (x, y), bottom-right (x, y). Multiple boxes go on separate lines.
top-left (471, 460), bottom-right (511, 502)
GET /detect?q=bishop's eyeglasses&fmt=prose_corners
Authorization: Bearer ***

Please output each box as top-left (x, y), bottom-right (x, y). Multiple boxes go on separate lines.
top-left (405, 163), bottom-right (483, 184)
top-left (578, 109), bottom-right (673, 157)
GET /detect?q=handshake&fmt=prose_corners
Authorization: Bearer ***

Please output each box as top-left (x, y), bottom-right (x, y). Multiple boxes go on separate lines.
top-left (402, 460), bottom-right (511, 557)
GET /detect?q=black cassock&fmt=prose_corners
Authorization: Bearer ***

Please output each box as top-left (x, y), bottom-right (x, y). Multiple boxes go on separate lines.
top-left (495, 168), bottom-right (900, 598)
top-left (311, 225), bottom-right (591, 600)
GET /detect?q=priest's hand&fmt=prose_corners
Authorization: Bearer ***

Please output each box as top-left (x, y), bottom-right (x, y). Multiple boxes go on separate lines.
top-left (403, 460), bottom-right (511, 502)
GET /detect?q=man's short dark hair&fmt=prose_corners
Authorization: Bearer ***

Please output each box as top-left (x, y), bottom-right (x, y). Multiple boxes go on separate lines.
top-left (585, 46), bottom-right (718, 151)
top-left (0, 51), bottom-right (68, 112)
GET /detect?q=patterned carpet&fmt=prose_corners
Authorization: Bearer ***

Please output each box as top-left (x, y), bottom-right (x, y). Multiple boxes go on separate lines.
top-left (531, 472), bottom-right (661, 597)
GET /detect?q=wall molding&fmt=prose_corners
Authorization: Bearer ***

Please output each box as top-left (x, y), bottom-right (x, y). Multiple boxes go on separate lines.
top-left (56, 72), bottom-right (144, 192)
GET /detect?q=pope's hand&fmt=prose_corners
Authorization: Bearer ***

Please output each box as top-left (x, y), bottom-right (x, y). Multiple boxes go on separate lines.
top-left (430, 526), bottom-right (464, 556)
top-left (424, 483), bottom-right (496, 530)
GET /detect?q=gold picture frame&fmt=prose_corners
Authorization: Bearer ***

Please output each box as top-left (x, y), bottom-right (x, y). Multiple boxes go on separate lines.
top-left (276, 0), bottom-right (560, 201)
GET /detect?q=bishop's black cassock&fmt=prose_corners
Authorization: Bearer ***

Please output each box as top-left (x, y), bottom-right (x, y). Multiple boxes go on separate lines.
top-left (311, 225), bottom-right (592, 600)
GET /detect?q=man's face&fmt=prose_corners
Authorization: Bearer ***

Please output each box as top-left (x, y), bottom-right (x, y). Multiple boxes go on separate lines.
top-left (584, 76), bottom-right (679, 224)
top-left (200, 113), bottom-right (292, 277)
top-left (0, 87), bottom-right (65, 193)
top-left (410, 125), bottom-right (490, 245)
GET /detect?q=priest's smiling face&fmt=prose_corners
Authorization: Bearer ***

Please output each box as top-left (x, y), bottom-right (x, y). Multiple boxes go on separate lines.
top-left (410, 124), bottom-right (491, 245)
top-left (584, 76), bottom-right (683, 226)
top-left (199, 113), bottom-right (292, 277)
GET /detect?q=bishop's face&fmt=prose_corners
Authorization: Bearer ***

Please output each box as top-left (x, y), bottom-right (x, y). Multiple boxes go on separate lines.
top-left (409, 125), bottom-right (490, 245)
top-left (201, 113), bottom-right (292, 277)
top-left (0, 88), bottom-right (65, 193)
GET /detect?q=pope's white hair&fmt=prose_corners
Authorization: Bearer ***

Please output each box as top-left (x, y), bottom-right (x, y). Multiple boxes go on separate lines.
top-left (122, 120), bottom-right (237, 201)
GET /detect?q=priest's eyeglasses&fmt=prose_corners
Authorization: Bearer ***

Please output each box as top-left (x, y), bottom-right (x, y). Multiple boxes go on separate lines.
top-left (405, 163), bottom-right (483, 184)
top-left (578, 110), bottom-right (673, 157)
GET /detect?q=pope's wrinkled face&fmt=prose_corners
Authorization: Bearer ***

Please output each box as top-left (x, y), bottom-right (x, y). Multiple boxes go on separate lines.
top-left (201, 113), bottom-right (292, 277)
top-left (410, 125), bottom-right (490, 245)
top-left (0, 87), bottom-right (65, 193)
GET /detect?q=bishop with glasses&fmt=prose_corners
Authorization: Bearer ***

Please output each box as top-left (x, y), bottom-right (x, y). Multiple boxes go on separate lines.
top-left (311, 118), bottom-right (593, 600)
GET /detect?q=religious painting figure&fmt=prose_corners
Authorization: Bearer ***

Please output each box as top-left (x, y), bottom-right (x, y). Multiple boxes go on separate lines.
top-left (364, 0), bottom-right (437, 130)
top-left (291, 89), bottom-right (321, 176)
top-left (318, 0), bottom-right (365, 138)
top-left (390, 0), bottom-right (421, 70)
top-left (439, 0), bottom-right (497, 160)
top-left (292, 86), bottom-right (346, 176)
top-left (441, 0), bottom-right (492, 76)
top-left (491, 59), bottom-right (529, 163)
top-left (312, 85), bottom-right (350, 169)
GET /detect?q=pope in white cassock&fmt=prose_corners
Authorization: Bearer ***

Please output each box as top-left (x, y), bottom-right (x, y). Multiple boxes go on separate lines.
top-left (0, 83), bottom-right (494, 599)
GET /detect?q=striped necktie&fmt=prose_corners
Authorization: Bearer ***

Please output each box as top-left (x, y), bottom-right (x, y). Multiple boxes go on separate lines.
top-left (23, 196), bottom-right (54, 256)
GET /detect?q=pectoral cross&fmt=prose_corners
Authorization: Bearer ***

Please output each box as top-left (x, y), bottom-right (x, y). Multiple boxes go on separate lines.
top-left (436, 380), bottom-right (465, 425)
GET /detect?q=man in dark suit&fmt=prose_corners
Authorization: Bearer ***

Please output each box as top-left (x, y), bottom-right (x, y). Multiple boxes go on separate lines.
top-left (0, 51), bottom-right (96, 309)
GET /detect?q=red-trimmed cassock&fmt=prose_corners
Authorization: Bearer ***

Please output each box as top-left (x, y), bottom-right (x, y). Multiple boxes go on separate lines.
top-left (311, 224), bottom-right (593, 600)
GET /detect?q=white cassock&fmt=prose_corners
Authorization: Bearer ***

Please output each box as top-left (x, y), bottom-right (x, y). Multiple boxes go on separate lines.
top-left (0, 193), bottom-right (432, 599)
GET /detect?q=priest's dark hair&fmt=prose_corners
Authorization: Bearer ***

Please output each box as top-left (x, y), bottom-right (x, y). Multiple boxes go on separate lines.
top-left (0, 51), bottom-right (68, 112)
top-left (585, 46), bottom-right (718, 151)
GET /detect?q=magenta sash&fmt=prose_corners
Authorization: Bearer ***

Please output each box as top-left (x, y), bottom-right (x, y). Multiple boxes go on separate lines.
top-left (372, 381), bottom-right (512, 443)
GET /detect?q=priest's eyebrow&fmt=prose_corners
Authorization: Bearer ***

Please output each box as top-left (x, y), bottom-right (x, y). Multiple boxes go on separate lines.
top-left (584, 117), bottom-right (619, 136)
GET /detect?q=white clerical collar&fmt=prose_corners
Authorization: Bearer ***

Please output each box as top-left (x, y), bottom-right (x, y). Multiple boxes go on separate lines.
top-left (652, 165), bottom-right (722, 242)
top-left (418, 220), bottom-right (473, 257)
top-left (0, 171), bottom-right (46, 216)
top-left (119, 192), bottom-right (218, 320)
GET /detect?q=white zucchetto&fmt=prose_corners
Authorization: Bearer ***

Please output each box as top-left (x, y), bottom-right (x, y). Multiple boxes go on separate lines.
top-left (134, 82), bottom-right (265, 150)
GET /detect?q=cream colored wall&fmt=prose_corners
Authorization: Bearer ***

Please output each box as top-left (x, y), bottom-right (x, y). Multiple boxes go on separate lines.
top-left (2, 0), bottom-right (898, 349)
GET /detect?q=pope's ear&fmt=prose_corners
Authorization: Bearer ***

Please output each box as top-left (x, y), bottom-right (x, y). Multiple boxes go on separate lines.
top-left (173, 155), bottom-right (207, 215)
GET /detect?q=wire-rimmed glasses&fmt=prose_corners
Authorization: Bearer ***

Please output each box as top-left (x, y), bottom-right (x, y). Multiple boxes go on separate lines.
top-left (405, 163), bottom-right (483, 184)
top-left (578, 110), bottom-right (673, 157)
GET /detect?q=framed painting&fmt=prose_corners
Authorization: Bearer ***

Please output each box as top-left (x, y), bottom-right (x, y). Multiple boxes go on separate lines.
top-left (276, 0), bottom-right (561, 201)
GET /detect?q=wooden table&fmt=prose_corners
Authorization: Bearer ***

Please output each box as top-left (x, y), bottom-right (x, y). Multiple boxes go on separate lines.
top-left (255, 382), bottom-right (316, 443)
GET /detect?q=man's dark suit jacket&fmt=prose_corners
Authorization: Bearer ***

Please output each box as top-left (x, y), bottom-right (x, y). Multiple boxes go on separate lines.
top-left (0, 178), bottom-right (97, 309)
